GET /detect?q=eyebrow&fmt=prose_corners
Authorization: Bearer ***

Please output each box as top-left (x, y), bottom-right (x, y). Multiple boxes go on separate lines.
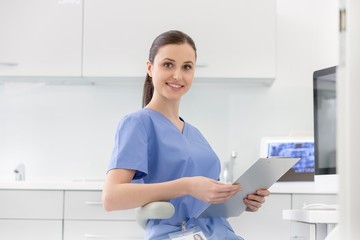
top-left (162, 58), bottom-right (194, 65)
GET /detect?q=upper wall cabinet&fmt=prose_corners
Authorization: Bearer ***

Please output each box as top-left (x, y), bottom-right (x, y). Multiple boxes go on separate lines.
top-left (83, 0), bottom-right (276, 80)
top-left (0, 0), bottom-right (82, 77)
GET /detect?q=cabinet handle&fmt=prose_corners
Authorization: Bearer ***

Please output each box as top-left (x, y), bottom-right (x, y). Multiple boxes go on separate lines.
top-left (85, 234), bottom-right (140, 239)
top-left (58, 0), bottom-right (80, 4)
top-left (84, 234), bottom-right (115, 239)
top-left (0, 62), bottom-right (18, 67)
top-left (84, 201), bottom-right (103, 205)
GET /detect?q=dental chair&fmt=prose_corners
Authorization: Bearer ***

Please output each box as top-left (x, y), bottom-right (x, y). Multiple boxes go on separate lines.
top-left (136, 201), bottom-right (175, 229)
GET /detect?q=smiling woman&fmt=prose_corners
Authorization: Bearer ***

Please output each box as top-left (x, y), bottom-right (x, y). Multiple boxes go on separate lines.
top-left (146, 43), bottom-right (195, 108)
top-left (142, 30), bottom-right (197, 109)
top-left (102, 30), bottom-right (270, 240)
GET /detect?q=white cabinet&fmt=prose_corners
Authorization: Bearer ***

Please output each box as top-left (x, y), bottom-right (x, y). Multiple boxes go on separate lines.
top-left (228, 194), bottom-right (292, 240)
top-left (0, 0), bottom-right (82, 76)
top-left (83, 0), bottom-right (276, 80)
top-left (0, 0), bottom-right (276, 84)
top-left (289, 194), bottom-right (338, 240)
top-left (64, 220), bottom-right (144, 240)
top-left (0, 220), bottom-right (63, 240)
top-left (0, 187), bottom-right (339, 239)
top-left (0, 190), bottom-right (63, 219)
top-left (64, 190), bottom-right (137, 220)
top-left (0, 190), bottom-right (63, 240)
top-left (229, 193), bottom-right (338, 240)
top-left (0, 189), bottom-right (144, 239)
top-left (64, 190), bottom-right (145, 240)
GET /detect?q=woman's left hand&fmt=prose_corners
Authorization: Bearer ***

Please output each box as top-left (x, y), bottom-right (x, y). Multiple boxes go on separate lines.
top-left (243, 189), bottom-right (271, 212)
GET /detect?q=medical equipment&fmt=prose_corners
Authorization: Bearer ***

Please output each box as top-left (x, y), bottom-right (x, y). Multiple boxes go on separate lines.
top-left (136, 201), bottom-right (175, 229)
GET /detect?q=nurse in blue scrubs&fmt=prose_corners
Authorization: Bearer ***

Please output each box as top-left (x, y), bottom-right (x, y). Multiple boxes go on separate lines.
top-left (102, 30), bottom-right (270, 240)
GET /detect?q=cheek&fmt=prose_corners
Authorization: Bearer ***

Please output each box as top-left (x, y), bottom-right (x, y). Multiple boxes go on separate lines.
top-left (185, 72), bottom-right (195, 84)
top-left (152, 68), bottom-right (170, 80)
top-left (151, 72), bottom-right (167, 90)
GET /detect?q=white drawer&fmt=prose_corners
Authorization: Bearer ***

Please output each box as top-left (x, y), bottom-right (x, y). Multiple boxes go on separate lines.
top-left (0, 190), bottom-right (63, 219)
top-left (0, 219), bottom-right (62, 240)
top-left (64, 220), bottom-right (145, 240)
top-left (64, 190), bottom-right (137, 220)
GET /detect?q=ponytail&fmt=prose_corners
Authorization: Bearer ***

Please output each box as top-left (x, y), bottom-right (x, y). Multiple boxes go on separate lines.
top-left (142, 73), bottom-right (154, 108)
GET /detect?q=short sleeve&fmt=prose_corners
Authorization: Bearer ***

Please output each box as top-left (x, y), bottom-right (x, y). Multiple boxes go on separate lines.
top-left (108, 114), bottom-right (148, 180)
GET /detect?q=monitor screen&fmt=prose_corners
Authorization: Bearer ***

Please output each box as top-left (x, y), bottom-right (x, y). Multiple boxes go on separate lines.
top-left (313, 66), bottom-right (337, 175)
top-left (260, 137), bottom-right (314, 181)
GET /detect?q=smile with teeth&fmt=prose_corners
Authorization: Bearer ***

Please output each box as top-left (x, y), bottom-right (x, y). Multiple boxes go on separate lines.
top-left (166, 82), bottom-right (183, 89)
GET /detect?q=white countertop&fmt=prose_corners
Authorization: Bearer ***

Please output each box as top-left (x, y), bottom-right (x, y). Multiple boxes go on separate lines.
top-left (0, 178), bottom-right (104, 190)
top-left (0, 179), bottom-right (338, 194)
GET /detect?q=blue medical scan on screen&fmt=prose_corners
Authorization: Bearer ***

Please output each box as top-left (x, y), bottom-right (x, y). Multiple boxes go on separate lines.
top-left (268, 142), bottom-right (315, 173)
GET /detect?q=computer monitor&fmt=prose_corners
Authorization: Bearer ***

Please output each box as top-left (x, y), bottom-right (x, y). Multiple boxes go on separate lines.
top-left (313, 66), bottom-right (338, 191)
top-left (260, 137), bottom-right (314, 181)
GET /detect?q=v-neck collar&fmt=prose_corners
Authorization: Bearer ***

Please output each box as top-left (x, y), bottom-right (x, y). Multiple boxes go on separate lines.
top-left (144, 108), bottom-right (186, 135)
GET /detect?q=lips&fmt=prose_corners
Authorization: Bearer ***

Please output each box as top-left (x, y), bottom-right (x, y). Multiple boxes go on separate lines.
top-left (166, 82), bottom-right (184, 89)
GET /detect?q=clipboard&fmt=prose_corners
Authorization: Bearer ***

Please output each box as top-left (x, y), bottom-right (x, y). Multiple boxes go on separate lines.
top-left (197, 157), bottom-right (300, 218)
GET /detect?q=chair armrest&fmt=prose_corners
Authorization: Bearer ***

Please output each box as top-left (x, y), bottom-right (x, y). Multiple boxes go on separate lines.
top-left (136, 202), bottom-right (175, 229)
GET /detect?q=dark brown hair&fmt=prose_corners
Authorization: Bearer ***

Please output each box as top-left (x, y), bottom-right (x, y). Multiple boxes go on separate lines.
top-left (142, 30), bottom-right (197, 107)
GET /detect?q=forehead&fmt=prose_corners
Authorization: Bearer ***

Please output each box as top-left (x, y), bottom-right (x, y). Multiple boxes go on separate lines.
top-left (155, 43), bottom-right (196, 62)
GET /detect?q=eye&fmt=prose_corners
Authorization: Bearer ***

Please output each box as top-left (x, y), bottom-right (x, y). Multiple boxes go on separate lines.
top-left (163, 62), bottom-right (173, 68)
top-left (183, 64), bottom-right (192, 71)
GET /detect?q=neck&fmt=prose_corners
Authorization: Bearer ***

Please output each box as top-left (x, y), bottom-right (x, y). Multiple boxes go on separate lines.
top-left (145, 98), bottom-right (181, 123)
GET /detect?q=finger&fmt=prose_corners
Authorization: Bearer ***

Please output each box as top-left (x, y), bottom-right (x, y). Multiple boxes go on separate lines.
top-left (213, 180), bottom-right (242, 189)
top-left (213, 190), bottom-right (239, 199)
top-left (218, 184), bottom-right (242, 193)
top-left (206, 195), bottom-right (232, 204)
top-left (246, 205), bottom-right (259, 212)
top-left (256, 189), bottom-right (271, 196)
top-left (244, 198), bottom-right (262, 210)
top-left (246, 194), bottom-right (265, 204)
top-left (244, 201), bottom-right (260, 211)
top-left (206, 188), bottom-right (239, 201)
top-left (212, 187), bottom-right (240, 196)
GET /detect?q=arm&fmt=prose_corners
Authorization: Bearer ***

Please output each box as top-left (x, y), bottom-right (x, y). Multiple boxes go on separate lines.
top-left (102, 168), bottom-right (241, 211)
top-left (102, 168), bottom-right (188, 211)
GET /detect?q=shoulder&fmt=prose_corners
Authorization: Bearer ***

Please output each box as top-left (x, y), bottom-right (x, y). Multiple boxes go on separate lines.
top-left (123, 108), bottom-right (155, 122)
top-left (117, 108), bottom-right (154, 130)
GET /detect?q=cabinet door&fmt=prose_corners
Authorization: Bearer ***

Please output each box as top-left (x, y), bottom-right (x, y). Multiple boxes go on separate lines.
top-left (64, 190), bottom-right (137, 220)
top-left (0, 219), bottom-right (62, 240)
top-left (228, 194), bottom-right (291, 240)
top-left (0, 190), bottom-right (63, 219)
top-left (83, 0), bottom-right (276, 79)
top-left (0, 0), bottom-right (82, 76)
top-left (64, 220), bottom-right (144, 240)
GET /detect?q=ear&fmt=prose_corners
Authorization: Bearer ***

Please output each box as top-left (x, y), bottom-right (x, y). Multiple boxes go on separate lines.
top-left (146, 60), bottom-right (153, 78)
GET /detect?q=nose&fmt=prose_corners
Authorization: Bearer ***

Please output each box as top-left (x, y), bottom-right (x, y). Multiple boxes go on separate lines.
top-left (173, 67), bottom-right (183, 81)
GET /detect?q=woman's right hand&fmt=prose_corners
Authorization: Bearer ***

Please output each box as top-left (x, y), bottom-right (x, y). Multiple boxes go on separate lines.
top-left (186, 176), bottom-right (241, 204)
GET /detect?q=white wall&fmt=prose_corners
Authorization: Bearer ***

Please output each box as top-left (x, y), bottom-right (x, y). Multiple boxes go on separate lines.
top-left (227, 0), bottom-right (339, 176)
top-left (0, 83), bottom-right (142, 179)
top-left (0, 0), bottom-right (338, 181)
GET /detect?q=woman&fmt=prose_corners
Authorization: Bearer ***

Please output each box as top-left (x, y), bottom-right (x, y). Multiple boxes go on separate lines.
top-left (102, 30), bottom-right (270, 240)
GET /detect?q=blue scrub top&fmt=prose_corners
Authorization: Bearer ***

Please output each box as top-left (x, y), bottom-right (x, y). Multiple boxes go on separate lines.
top-left (108, 108), bottom-right (242, 240)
